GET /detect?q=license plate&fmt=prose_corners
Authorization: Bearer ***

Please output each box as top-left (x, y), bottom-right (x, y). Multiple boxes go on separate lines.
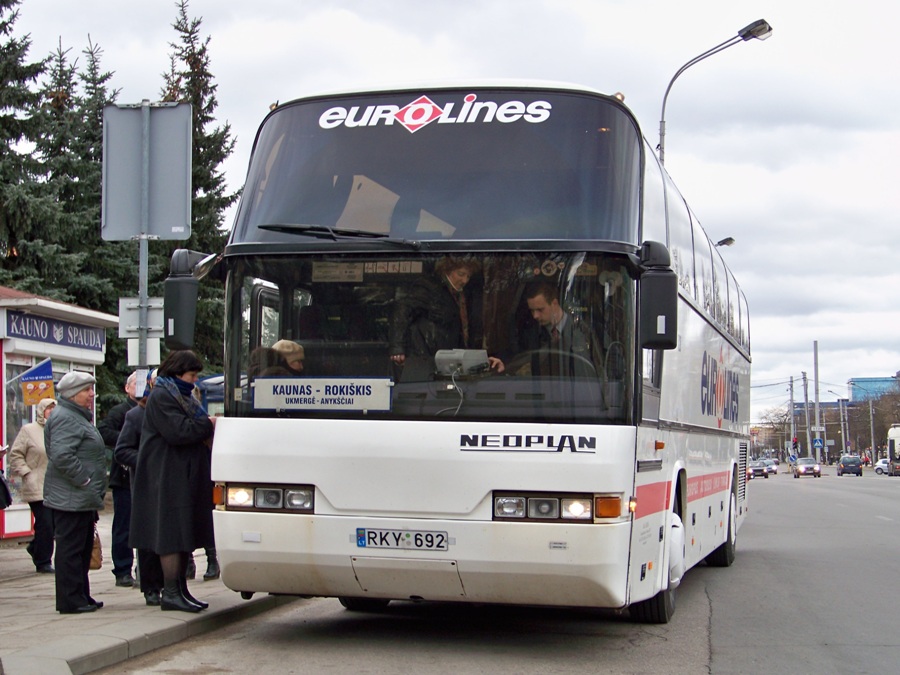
top-left (356, 528), bottom-right (449, 551)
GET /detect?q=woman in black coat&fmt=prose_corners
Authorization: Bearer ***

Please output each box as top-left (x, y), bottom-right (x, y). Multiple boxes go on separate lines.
top-left (130, 351), bottom-right (216, 612)
top-left (389, 256), bottom-right (503, 375)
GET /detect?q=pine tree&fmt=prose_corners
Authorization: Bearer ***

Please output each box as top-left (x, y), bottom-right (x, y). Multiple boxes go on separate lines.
top-left (0, 0), bottom-right (51, 285)
top-left (159, 0), bottom-right (239, 372)
top-left (29, 38), bottom-right (136, 408)
top-left (72, 39), bottom-right (148, 408)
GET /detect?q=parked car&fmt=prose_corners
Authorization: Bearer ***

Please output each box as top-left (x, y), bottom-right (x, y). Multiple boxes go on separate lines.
top-left (874, 458), bottom-right (890, 475)
top-left (763, 459), bottom-right (778, 475)
top-left (748, 460), bottom-right (769, 479)
top-left (793, 457), bottom-right (821, 478)
top-left (836, 455), bottom-right (863, 477)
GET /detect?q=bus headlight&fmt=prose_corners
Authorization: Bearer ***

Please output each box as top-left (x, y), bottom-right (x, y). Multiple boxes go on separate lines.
top-left (226, 486), bottom-right (254, 508)
top-left (493, 492), bottom-right (598, 522)
top-left (494, 496), bottom-right (526, 518)
top-left (221, 483), bottom-right (315, 513)
top-left (285, 488), bottom-right (314, 510)
top-left (561, 498), bottom-right (592, 520)
top-left (255, 488), bottom-right (283, 509)
top-left (528, 498), bottom-right (560, 519)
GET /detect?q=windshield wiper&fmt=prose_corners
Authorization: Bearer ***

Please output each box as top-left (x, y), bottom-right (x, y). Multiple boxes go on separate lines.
top-left (258, 223), bottom-right (384, 239)
top-left (258, 223), bottom-right (420, 248)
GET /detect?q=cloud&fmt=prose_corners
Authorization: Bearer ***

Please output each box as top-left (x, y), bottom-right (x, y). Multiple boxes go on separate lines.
top-left (14, 0), bottom-right (900, 425)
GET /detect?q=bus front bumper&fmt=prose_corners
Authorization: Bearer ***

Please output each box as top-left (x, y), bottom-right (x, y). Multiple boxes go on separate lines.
top-left (213, 510), bottom-right (632, 609)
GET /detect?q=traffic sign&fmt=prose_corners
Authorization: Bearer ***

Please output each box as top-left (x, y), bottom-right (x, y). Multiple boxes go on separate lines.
top-left (813, 438), bottom-right (824, 449)
top-left (118, 297), bottom-right (164, 338)
top-left (101, 101), bottom-right (192, 241)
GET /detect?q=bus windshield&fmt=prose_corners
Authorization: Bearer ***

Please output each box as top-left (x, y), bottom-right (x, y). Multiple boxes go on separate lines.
top-left (225, 251), bottom-right (635, 424)
top-left (230, 89), bottom-right (641, 245)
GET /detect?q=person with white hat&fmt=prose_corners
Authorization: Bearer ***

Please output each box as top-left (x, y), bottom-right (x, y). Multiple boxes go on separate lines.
top-left (272, 339), bottom-right (306, 376)
top-left (43, 371), bottom-right (108, 614)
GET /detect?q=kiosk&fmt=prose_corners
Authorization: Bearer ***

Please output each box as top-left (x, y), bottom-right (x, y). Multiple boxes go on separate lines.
top-left (0, 287), bottom-right (117, 544)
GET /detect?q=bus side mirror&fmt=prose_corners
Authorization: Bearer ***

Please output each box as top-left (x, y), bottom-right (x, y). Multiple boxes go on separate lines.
top-left (639, 241), bottom-right (678, 350)
top-left (163, 249), bottom-right (210, 350)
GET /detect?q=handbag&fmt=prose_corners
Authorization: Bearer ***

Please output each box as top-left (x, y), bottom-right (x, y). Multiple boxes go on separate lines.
top-left (90, 525), bottom-right (103, 570)
top-left (0, 471), bottom-right (12, 510)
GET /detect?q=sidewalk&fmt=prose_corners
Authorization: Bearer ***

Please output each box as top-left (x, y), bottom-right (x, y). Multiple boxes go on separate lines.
top-left (0, 508), bottom-right (294, 675)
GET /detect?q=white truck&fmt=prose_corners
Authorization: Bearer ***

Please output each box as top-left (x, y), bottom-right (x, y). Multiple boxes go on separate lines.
top-left (884, 425), bottom-right (900, 476)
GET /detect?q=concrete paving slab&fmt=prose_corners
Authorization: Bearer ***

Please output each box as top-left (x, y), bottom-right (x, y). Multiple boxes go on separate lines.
top-left (0, 507), bottom-right (295, 674)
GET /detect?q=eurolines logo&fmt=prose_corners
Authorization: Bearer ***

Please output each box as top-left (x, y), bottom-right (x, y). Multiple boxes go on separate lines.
top-left (700, 348), bottom-right (740, 427)
top-left (319, 93), bottom-right (552, 133)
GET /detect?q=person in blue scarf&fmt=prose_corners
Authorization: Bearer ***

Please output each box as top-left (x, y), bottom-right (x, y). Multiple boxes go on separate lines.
top-left (129, 350), bottom-right (217, 612)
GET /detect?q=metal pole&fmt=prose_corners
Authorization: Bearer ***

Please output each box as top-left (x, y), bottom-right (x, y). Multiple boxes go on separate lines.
top-left (138, 100), bottom-right (150, 369)
top-left (869, 399), bottom-right (876, 462)
top-left (658, 35), bottom-right (741, 165)
top-left (802, 371), bottom-right (813, 458)
top-left (813, 341), bottom-right (821, 463)
top-left (839, 399), bottom-right (847, 455)
top-left (789, 376), bottom-right (796, 456)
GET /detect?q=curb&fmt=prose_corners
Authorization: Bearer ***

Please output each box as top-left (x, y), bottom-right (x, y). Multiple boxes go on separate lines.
top-left (0, 593), bottom-right (296, 675)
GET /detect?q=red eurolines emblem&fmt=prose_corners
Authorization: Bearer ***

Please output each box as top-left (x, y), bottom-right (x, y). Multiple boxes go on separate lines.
top-left (394, 95), bottom-right (445, 133)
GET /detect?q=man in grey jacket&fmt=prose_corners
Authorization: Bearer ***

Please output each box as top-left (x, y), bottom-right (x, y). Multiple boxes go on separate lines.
top-left (44, 371), bottom-right (108, 614)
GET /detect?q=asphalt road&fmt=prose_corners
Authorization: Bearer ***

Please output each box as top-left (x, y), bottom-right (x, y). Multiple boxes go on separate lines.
top-left (98, 470), bottom-right (900, 675)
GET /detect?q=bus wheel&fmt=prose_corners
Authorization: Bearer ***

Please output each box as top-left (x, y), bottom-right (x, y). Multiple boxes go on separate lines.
top-left (630, 512), bottom-right (681, 624)
top-left (338, 597), bottom-right (391, 612)
top-left (629, 573), bottom-right (675, 624)
top-left (706, 491), bottom-right (737, 567)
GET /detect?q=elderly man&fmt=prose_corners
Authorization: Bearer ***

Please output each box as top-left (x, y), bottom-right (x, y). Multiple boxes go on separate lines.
top-left (44, 371), bottom-right (107, 614)
top-left (98, 372), bottom-right (138, 587)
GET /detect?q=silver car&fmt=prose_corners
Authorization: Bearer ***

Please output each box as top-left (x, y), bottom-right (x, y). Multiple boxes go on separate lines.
top-left (793, 457), bottom-right (821, 478)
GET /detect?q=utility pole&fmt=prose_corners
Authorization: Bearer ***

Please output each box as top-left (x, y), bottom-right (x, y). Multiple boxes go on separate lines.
top-left (802, 371), bottom-right (813, 458)
top-left (813, 341), bottom-right (822, 463)
top-left (790, 376), bottom-right (797, 457)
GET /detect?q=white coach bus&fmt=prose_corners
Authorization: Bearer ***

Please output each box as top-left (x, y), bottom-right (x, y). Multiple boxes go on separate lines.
top-left (165, 82), bottom-right (751, 623)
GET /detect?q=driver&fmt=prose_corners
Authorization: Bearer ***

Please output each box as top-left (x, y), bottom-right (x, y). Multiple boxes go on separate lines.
top-left (522, 281), bottom-right (602, 378)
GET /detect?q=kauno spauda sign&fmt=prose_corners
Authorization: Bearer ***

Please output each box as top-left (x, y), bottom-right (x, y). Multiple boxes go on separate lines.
top-left (6, 310), bottom-right (105, 352)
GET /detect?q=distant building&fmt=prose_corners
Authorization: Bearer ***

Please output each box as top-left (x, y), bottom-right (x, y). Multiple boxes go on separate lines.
top-left (847, 376), bottom-right (900, 402)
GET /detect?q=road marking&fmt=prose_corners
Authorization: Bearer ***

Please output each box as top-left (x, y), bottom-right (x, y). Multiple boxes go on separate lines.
top-left (875, 515), bottom-right (893, 522)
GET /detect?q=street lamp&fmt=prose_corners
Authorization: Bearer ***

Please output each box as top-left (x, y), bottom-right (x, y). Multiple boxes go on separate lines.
top-left (658, 19), bottom-right (773, 165)
top-left (715, 237), bottom-right (735, 247)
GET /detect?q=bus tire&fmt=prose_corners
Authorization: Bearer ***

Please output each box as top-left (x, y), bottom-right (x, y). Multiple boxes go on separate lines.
top-left (338, 597), bottom-right (391, 612)
top-left (706, 491), bottom-right (737, 567)
top-left (630, 511), bottom-right (681, 624)
top-left (629, 573), bottom-right (675, 624)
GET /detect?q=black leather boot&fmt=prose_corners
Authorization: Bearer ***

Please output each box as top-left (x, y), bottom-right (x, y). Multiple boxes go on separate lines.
top-left (160, 580), bottom-right (202, 613)
top-left (180, 577), bottom-right (208, 609)
top-left (203, 548), bottom-right (220, 580)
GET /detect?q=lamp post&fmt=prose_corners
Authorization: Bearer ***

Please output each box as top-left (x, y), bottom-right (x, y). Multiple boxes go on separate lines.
top-left (658, 19), bottom-right (773, 165)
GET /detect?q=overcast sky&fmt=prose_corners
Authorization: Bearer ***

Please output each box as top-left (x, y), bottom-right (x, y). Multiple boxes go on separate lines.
top-left (13, 0), bottom-right (900, 422)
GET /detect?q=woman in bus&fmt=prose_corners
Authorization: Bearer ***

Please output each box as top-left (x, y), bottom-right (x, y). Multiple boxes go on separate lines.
top-left (389, 256), bottom-right (503, 374)
top-left (130, 350), bottom-right (216, 613)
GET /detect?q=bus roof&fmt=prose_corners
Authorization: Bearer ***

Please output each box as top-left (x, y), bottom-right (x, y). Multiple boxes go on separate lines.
top-left (273, 79), bottom-right (619, 111)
